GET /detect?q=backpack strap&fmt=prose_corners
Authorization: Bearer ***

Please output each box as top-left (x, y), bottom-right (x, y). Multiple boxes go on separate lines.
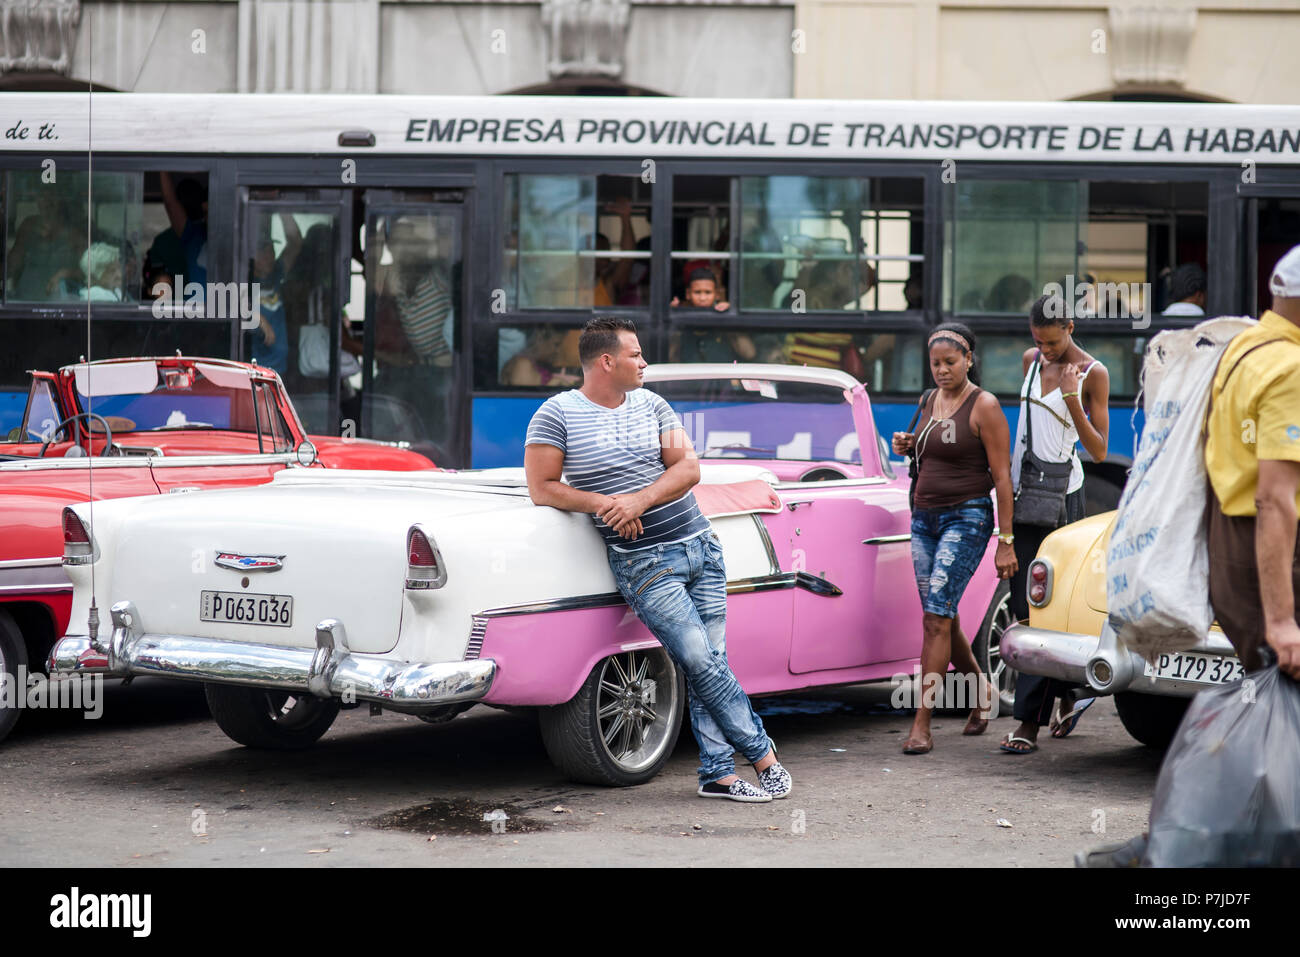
top-left (1202, 338), bottom-right (1285, 441)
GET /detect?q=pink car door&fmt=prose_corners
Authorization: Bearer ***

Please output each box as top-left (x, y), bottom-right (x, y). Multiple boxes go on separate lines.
top-left (786, 479), bottom-right (918, 674)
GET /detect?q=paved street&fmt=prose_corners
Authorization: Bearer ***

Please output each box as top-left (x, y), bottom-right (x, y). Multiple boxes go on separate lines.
top-left (0, 678), bottom-right (1163, 867)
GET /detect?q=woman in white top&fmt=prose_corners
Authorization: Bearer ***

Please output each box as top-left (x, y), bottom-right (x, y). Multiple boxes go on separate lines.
top-left (1000, 293), bottom-right (1111, 755)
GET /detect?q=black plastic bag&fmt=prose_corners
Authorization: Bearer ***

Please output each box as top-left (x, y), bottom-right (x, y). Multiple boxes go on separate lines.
top-left (1144, 662), bottom-right (1300, 867)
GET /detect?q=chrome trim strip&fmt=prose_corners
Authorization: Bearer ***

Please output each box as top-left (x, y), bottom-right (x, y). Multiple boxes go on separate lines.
top-left (0, 452), bottom-right (300, 472)
top-left (478, 593), bottom-right (626, 618)
top-left (0, 582), bottom-right (72, 594)
top-left (0, 562), bottom-right (71, 591)
top-left (793, 571), bottom-right (842, 597)
top-left (475, 569), bottom-right (845, 618)
top-left (862, 533), bottom-right (911, 545)
top-left (464, 616), bottom-right (488, 660)
top-left (775, 477), bottom-right (889, 491)
top-left (0, 557), bottom-right (63, 569)
top-left (54, 613), bottom-right (496, 709)
top-left (750, 513), bottom-right (780, 576)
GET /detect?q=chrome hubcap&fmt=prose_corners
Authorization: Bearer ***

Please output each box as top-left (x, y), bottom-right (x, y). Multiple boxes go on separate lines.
top-left (986, 592), bottom-right (1017, 704)
top-left (596, 650), bottom-right (679, 773)
top-left (262, 691), bottom-right (324, 730)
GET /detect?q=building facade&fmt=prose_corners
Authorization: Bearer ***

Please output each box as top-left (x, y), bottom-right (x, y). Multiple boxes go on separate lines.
top-left (1, 0), bottom-right (1297, 104)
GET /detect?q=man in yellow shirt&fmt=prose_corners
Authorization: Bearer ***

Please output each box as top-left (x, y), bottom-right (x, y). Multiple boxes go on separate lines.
top-left (1203, 245), bottom-right (1300, 678)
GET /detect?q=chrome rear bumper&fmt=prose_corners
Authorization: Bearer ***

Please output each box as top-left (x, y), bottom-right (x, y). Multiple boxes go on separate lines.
top-left (1001, 621), bottom-right (1239, 697)
top-left (50, 600), bottom-right (495, 711)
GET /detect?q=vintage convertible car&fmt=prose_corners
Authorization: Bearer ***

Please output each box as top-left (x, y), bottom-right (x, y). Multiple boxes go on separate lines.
top-left (51, 364), bottom-right (1012, 785)
top-left (0, 355), bottom-right (433, 742)
top-left (999, 511), bottom-right (1241, 748)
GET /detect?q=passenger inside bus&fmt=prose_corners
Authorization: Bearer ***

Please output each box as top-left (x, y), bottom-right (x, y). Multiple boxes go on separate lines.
top-left (985, 273), bottom-right (1036, 314)
top-left (1162, 263), bottom-right (1207, 316)
top-left (5, 185), bottom-right (82, 301)
top-left (77, 242), bottom-right (126, 302)
top-left (593, 196), bottom-right (637, 306)
top-left (500, 327), bottom-right (582, 388)
top-left (154, 172), bottom-right (208, 288)
top-left (671, 267), bottom-right (730, 311)
top-left (245, 213), bottom-right (302, 376)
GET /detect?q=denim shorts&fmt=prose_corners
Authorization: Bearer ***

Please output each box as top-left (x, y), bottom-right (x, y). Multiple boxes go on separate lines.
top-left (910, 496), bottom-right (994, 618)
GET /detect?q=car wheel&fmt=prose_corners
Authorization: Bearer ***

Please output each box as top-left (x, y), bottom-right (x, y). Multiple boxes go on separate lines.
top-left (538, 648), bottom-right (685, 787)
top-left (0, 609), bottom-right (29, 743)
top-left (204, 683), bottom-right (340, 750)
top-left (1114, 691), bottom-right (1190, 749)
top-left (971, 581), bottom-right (1016, 716)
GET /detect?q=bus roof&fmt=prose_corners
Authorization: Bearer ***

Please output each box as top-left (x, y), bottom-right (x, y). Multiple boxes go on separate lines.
top-left (4, 93), bottom-right (1299, 164)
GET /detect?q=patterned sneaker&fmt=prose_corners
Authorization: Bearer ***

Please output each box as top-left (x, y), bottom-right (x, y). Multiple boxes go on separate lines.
top-left (697, 779), bottom-right (773, 803)
top-left (757, 762), bottom-right (793, 799)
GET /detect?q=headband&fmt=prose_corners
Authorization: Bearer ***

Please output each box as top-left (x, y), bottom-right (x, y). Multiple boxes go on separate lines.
top-left (928, 330), bottom-right (971, 353)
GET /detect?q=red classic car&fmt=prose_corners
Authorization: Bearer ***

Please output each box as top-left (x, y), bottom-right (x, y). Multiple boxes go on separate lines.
top-left (0, 355), bottom-right (435, 742)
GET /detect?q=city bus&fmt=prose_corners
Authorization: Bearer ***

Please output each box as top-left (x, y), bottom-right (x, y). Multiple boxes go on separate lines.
top-left (3, 93), bottom-right (1298, 507)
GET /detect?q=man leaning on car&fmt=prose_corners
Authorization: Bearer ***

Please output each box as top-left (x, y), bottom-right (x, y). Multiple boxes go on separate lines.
top-left (523, 316), bottom-right (793, 802)
top-left (1203, 245), bottom-right (1300, 678)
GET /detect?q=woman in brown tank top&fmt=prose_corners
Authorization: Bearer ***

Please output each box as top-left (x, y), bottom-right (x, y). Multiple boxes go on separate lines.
top-left (891, 322), bottom-right (1018, 754)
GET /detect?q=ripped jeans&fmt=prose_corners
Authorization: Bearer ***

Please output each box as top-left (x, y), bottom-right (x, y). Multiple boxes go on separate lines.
top-left (608, 530), bottom-right (772, 785)
top-left (910, 496), bottom-right (995, 618)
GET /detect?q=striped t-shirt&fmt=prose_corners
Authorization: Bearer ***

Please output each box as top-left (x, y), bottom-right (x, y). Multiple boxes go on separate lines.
top-left (394, 272), bottom-right (453, 363)
top-left (525, 389), bottom-right (710, 550)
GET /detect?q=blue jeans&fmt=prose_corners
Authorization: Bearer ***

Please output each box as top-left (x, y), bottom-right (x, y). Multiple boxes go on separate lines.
top-left (608, 531), bottom-right (772, 785)
top-left (910, 496), bottom-right (995, 618)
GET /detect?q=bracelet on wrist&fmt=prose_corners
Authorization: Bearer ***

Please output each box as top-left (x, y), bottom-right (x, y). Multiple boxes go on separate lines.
top-left (1061, 390), bottom-right (1081, 399)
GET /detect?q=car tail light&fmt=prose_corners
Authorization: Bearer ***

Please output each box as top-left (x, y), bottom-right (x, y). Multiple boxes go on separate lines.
top-left (62, 507), bottom-right (95, 565)
top-left (405, 526), bottom-right (447, 590)
top-left (1026, 559), bottom-right (1053, 608)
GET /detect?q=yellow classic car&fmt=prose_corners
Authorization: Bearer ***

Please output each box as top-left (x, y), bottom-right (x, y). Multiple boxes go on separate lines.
top-left (1000, 511), bottom-right (1242, 748)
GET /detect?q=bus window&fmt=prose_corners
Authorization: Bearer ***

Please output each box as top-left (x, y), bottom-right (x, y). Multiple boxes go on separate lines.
top-left (364, 210), bottom-right (460, 455)
top-left (978, 332), bottom-right (1143, 399)
top-left (737, 176), bottom-right (923, 312)
top-left (4, 170), bottom-right (143, 304)
top-left (671, 175), bottom-right (732, 307)
top-left (1252, 197), bottom-right (1300, 313)
top-left (477, 324), bottom-right (583, 390)
top-left (946, 179), bottom-right (1208, 320)
top-left (501, 174), bottom-right (650, 310)
top-left (142, 171), bottom-right (209, 302)
top-left (668, 326), bottom-right (925, 394)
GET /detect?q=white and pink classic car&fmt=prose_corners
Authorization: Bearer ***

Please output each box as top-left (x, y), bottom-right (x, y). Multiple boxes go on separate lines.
top-left (51, 364), bottom-right (1011, 786)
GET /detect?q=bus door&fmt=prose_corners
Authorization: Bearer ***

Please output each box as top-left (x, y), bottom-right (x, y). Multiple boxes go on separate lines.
top-left (1239, 184), bottom-right (1300, 316)
top-left (237, 189), bottom-right (352, 436)
top-left (359, 191), bottom-right (466, 467)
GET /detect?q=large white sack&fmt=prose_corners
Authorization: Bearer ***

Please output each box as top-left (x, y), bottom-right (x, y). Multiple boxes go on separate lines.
top-left (1106, 315), bottom-right (1256, 660)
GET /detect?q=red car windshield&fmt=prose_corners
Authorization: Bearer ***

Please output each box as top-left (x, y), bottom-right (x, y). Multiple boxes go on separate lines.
top-left (71, 361), bottom-right (261, 433)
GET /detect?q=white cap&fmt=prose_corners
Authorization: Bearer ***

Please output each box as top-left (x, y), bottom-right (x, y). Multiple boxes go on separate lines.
top-left (1269, 244), bottom-right (1300, 298)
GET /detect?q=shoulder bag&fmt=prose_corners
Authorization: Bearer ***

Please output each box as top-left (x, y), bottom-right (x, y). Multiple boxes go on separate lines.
top-left (1014, 360), bottom-right (1074, 527)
